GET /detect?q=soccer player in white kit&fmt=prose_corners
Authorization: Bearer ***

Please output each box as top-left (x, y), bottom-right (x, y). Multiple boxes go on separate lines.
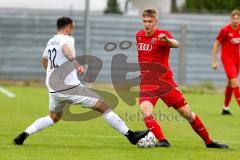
top-left (13, 17), bottom-right (149, 145)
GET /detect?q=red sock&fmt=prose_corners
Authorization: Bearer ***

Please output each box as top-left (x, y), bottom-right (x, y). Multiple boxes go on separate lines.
top-left (144, 115), bottom-right (165, 141)
top-left (233, 87), bottom-right (240, 105)
top-left (190, 115), bottom-right (212, 145)
top-left (224, 86), bottom-right (233, 107)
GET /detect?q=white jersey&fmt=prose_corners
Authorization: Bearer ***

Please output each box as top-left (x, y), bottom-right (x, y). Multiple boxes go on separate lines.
top-left (42, 34), bottom-right (81, 92)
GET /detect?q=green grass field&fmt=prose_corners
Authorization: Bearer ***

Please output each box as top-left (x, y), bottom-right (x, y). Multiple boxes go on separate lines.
top-left (0, 85), bottom-right (240, 160)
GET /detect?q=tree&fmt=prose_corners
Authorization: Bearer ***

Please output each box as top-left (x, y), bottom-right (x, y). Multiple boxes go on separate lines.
top-left (104, 0), bottom-right (122, 14)
top-left (182, 0), bottom-right (240, 13)
top-left (172, 0), bottom-right (178, 12)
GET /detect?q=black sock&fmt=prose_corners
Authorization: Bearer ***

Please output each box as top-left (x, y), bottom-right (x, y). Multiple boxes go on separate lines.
top-left (125, 130), bottom-right (134, 137)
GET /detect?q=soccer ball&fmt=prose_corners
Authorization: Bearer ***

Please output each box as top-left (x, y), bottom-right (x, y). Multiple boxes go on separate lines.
top-left (137, 132), bottom-right (157, 148)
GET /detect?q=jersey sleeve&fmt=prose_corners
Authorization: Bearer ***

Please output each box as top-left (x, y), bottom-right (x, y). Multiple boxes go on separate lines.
top-left (166, 30), bottom-right (173, 39)
top-left (135, 31), bottom-right (141, 43)
top-left (216, 27), bottom-right (227, 43)
top-left (60, 37), bottom-right (72, 47)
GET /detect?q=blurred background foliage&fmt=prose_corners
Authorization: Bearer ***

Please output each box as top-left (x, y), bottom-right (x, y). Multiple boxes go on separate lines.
top-left (179, 0), bottom-right (240, 13)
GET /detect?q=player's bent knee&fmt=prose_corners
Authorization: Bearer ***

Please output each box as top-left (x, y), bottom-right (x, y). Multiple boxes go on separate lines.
top-left (50, 116), bottom-right (60, 123)
top-left (230, 82), bottom-right (238, 88)
top-left (140, 101), bottom-right (153, 117)
top-left (232, 82), bottom-right (238, 88)
top-left (177, 104), bottom-right (195, 122)
top-left (49, 112), bottom-right (62, 123)
top-left (185, 112), bottom-right (196, 122)
top-left (93, 100), bottom-right (111, 113)
top-left (229, 78), bottom-right (239, 88)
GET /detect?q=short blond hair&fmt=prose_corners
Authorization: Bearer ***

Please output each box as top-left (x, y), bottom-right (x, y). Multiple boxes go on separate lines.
top-left (142, 8), bottom-right (158, 19)
top-left (231, 9), bottom-right (240, 17)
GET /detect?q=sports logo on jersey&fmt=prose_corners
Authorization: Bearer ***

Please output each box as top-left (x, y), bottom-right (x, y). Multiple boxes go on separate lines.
top-left (229, 33), bottom-right (233, 37)
top-left (151, 38), bottom-right (157, 44)
top-left (137, 43), bottom-right (152, 51)
top-left (231, 37), bottom-right (240, 44)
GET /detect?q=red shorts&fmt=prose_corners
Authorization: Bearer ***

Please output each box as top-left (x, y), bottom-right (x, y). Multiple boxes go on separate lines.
top-left (221, 57), bottom-right (239, 79)
top-left (139, 78), bottom-right (187, 110)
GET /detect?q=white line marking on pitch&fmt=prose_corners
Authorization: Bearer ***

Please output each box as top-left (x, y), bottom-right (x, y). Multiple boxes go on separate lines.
top-left (0, 86), bottom-right (16, 98)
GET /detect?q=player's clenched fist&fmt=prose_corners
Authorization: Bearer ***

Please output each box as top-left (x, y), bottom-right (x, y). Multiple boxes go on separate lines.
top-left (73, 61), bottom-right (85, 75)
top-left (211, 60), bottom-right (218, 70)
top-left (158, 34), bottom-right (169, 42)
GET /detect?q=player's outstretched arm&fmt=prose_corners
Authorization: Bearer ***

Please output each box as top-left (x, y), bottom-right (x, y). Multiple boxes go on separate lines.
top-left (41, 57), bottom-right (48, 70)
top-left (62, 44), bottom-right (85, 74)
top-left (158, 34), bottom-right (180, 48)
top-left (211, 40), bottom-right (220, 70)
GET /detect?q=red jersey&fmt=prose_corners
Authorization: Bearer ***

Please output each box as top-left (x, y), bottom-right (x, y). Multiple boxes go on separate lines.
top-left (136, 28), bottom-right (173, 79)
top-left (217, 23), bottom-right (240, 59)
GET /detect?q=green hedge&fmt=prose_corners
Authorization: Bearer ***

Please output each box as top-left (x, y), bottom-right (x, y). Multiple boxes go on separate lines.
top-left (182, 0), bottom-right (240, 13)
top-left (104, 0), bottom-right (122, 14)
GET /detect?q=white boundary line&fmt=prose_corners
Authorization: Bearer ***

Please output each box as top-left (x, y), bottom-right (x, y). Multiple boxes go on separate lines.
top-left (0, 86), bottom-right (16, 98)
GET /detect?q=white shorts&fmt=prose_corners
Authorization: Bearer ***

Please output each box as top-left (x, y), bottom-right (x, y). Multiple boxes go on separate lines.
top-left (48, 86), bottom-right (100, 113)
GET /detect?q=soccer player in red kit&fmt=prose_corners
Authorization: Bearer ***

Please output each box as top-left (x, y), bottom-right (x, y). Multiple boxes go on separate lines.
top-left (212, 9), bottom-right (240, 115)
top-left (136, 8), bottom-right (229, 149)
